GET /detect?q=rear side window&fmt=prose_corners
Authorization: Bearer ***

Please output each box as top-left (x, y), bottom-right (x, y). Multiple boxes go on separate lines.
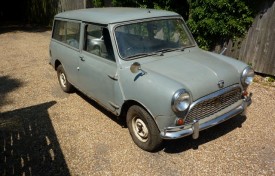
top-left (53, 20), bottom-right (80, 49)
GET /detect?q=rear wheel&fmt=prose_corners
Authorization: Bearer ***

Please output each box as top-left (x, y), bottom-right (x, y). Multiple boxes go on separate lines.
top-left (127, 105), bottom-right (163, 151)
top-left (57, 65), bottom-right (73, 93)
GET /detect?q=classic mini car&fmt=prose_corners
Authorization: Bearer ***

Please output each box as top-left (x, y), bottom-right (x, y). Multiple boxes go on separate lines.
top-left (49, 8), bottom-right (254, 151)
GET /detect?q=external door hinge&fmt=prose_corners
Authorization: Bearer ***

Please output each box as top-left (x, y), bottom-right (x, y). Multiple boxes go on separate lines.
top-left (108, 74), bottom-right (118, 81)
top-left (109, 101), bottom-right (120, 109)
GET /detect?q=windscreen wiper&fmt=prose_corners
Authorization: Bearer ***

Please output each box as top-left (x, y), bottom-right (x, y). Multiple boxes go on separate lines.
top-left (125, 52), bottom-right (162, 60)
top-left (156, 47), bottom-right (184, 55)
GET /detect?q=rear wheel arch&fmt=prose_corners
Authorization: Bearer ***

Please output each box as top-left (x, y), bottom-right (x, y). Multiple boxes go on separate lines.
top-left (54, 60), bottom-right (62, 70)
top-left (56, 64), bottom-right (74, 93)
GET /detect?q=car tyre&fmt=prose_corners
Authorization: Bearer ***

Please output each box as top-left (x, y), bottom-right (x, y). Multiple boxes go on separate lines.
top-left (57, 65), bottom-right (73, 93)
top-left (127, 105), bottom-right (163, 151)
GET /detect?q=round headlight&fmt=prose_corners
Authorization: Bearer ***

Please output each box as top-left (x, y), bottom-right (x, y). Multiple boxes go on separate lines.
top-left (172, 89), bottom-right (191, 112)
top-left (241, 67), bottom-right (254, 87)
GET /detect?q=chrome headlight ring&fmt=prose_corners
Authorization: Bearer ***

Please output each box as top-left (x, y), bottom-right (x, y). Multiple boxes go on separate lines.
top-left (171, 89), bottom-right (191, 114)
top-left (241, 67), bottom-right (254, 87)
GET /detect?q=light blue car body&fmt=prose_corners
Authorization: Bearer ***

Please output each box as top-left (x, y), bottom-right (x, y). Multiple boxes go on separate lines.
top-left (49, 8), bottom-right (252, 140)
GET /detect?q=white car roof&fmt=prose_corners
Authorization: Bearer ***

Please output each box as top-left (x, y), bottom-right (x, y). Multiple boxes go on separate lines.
top-left (55, 7), bottom-right (180, 24)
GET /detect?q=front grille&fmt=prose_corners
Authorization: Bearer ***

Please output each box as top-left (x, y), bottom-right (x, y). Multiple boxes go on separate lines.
top-left (185, 87), bottom-right (242, 125)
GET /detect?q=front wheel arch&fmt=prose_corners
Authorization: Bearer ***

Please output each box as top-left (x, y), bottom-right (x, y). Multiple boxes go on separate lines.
top-left (120, 100), bottom-right (155, 122)
top-left (120, 100), bottom-right (161, 130)
top-left (126, 105), bottom-right (163, 151)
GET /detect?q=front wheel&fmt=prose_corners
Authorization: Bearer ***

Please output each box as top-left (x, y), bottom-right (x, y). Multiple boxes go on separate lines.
top-left (57, 65), bottom-right (73, 93)
top-left (127, 105), bottom-right (163, 151)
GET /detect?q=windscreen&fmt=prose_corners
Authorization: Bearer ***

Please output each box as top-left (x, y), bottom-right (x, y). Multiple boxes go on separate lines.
top-left (115, 18), bottom-right (196, 60)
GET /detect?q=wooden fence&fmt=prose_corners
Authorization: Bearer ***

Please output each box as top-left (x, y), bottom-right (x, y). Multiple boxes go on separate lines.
top-left (58, 0), bottom-right (85, 12)
top-left (58, 0), bottom-right (112, 11)
top-left (217, 0), bottom-right (275, 76)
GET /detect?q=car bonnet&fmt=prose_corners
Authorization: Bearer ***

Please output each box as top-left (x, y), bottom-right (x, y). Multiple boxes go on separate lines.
top-left (141, 50), bottom-right (241, 101)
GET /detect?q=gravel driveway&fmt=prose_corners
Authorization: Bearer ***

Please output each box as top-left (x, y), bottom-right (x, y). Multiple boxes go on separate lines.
top-left (0, 28), bottom-right (274, 176)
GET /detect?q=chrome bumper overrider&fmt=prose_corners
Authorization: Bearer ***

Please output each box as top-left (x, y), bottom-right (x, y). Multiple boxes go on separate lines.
top-left (160, 94), bottom-right (252, 140)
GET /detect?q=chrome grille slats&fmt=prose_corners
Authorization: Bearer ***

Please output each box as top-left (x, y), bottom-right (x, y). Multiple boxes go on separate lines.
top-left (185, 87), bottom-right (242, 125)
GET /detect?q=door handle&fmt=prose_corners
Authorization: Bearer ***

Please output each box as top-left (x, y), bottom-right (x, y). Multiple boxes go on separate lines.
top-left (80, 56), bottom-right (85, 61)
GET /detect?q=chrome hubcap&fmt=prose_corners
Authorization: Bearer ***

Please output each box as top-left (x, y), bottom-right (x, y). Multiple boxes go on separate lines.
top-left (60, 73), bottom-right (66, 87)
top-left (132, 117), bottom-right (148, 142)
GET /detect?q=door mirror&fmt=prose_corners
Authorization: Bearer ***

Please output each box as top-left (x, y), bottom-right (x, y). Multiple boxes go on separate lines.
top-left (130, 62), bottom-right (141, 73)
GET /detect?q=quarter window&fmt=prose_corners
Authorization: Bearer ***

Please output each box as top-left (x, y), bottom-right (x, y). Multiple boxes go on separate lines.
top-left (53, 20), bottom-right (80, 49)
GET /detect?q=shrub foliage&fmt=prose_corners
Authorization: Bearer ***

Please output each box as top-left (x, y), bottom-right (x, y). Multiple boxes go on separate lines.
top-left (110, 0), bottom-right (257, 50)
top-left (187, 0), bottom-right (255, 50)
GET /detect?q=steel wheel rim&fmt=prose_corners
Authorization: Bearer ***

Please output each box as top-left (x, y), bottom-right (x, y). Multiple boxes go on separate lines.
top-left (132, 116), bottom-right (149, 142)
top-left (59, 73), bottom-right (66, 87)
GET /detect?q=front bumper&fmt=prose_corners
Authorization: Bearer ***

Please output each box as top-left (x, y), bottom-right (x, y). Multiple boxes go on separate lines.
top-left (160, 93), bottom-right (252, 140)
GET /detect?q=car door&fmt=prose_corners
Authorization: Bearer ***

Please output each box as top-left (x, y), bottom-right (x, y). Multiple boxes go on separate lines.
top-left (78, 23), bottom-right (123, 113)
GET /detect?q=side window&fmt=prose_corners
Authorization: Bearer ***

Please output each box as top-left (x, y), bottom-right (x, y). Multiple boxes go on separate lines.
top-left (52, 20), bottom-right (80, 49)
top-left (84, 24), bottom-right (115, 61)
top-left (66, 22), bottom-right (80, 48)
top-left (53, 20), bottom-right (66, 42)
